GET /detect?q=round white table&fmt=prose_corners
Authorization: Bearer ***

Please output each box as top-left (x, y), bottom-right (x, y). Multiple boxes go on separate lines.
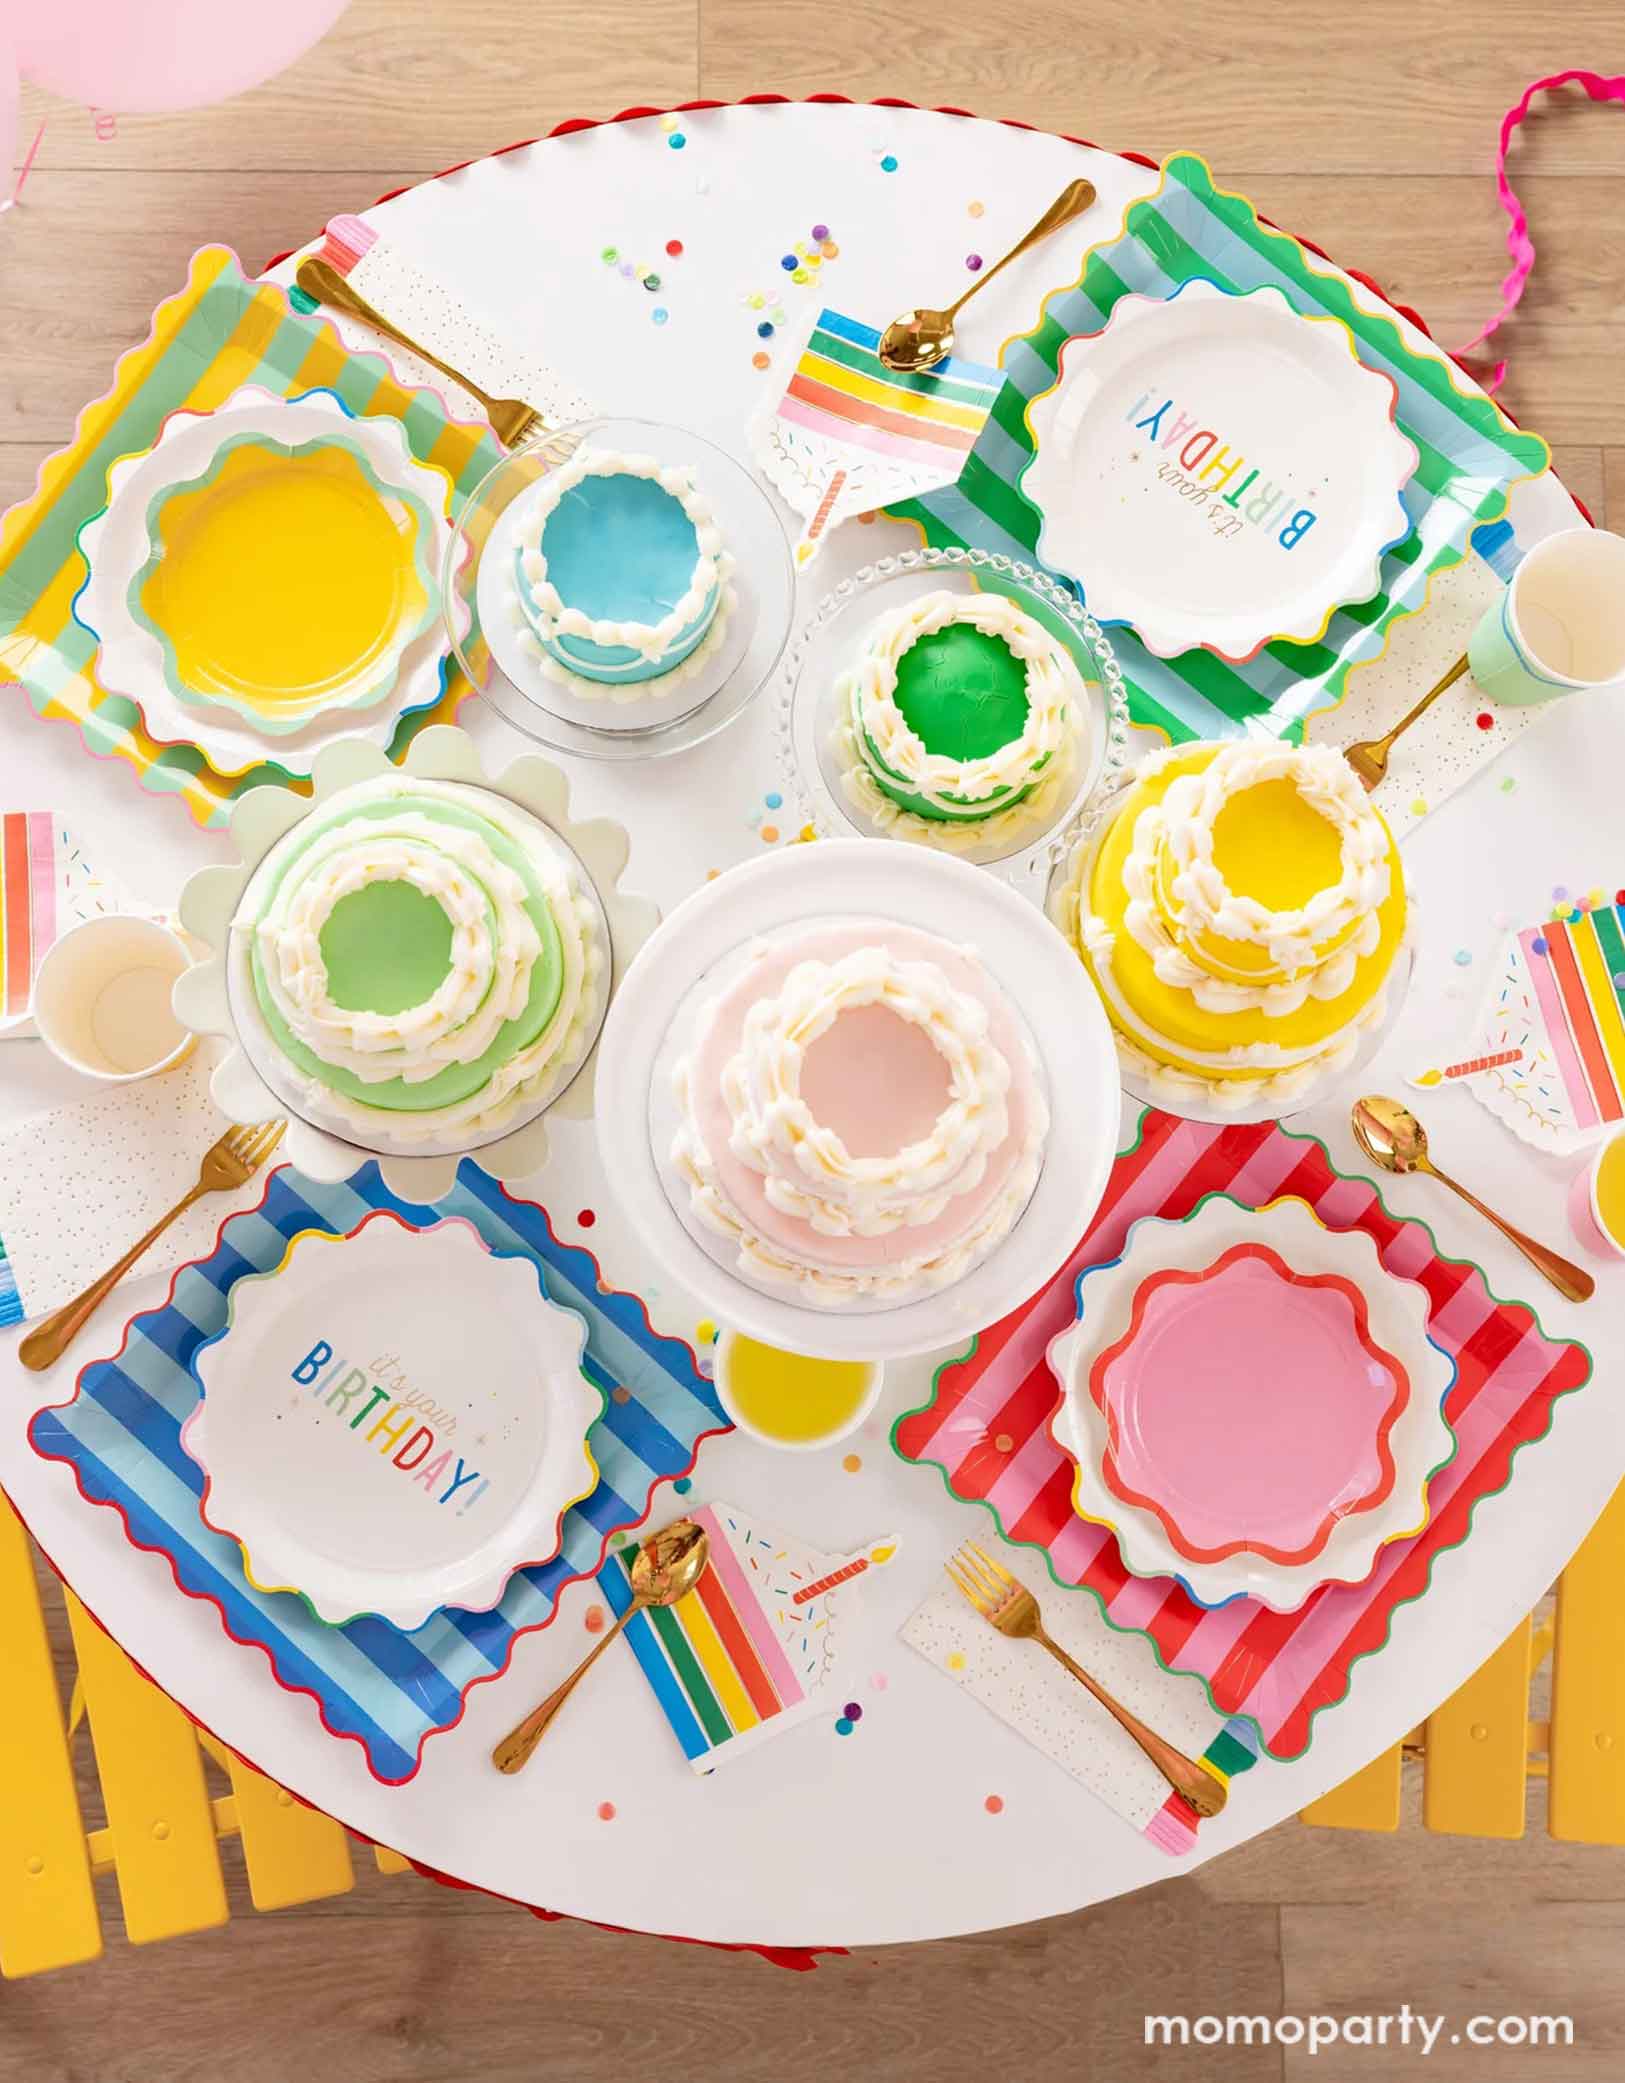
top-left (3, 99), bottom-right (1619, 1950)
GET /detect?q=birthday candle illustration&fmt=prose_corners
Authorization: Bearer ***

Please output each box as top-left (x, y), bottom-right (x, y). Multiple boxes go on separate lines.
top-left (791, 1540), bottom-right (899, 1606)
top-left (1410, 1046), bottom-right (1524, 1089)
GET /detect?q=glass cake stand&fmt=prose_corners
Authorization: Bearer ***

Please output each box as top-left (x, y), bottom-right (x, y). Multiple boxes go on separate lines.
top-left (776, 546), bottom-right (1131, 882)
top-left (444, 414), bottom-right (795, 762)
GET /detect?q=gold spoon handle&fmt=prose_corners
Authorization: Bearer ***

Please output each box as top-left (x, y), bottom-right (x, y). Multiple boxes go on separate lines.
top-left (1033, 1624), bottom-right (1227, 1818)
top-left (943, 177), bottom-right (1097, 324)
top-left (296, 257), bottom-right (510, 424)
top-left (20, 1185), bottom-right (208, 1373)
top-left (1362, 653), bottom-right (1470, 761)
top-left (492, 1601), bottom-right (641, 1773)
top-left (1425, 1160), bottom-right (1595, 1304)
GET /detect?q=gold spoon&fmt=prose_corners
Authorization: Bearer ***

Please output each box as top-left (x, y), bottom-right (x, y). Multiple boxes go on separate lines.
top-left (1343, 654), bottom-right (1470, 792)
top-left (1351, 1094), bottom-right (1594, 1303)
top-left (878, 177), bottom-right (1097, 374)
top-left (491, 1518), bottom-right (710, 1773)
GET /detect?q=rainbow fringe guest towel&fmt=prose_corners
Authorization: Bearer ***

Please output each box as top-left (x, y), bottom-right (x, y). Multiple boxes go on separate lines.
top-left (603, 1502), bottom-right (898, 1773)
top-left (752, 307), bottom-right (1005, 565)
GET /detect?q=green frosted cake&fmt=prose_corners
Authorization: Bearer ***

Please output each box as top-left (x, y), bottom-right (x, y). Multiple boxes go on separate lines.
top-left (835, 589), bottom-right (1086, 847)
top-left (229, 774), bottom-right (603, 1152)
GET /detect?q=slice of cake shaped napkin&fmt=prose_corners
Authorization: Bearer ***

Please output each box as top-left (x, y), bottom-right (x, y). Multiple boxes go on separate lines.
top-left (602, 1500), bottom-right (899, 1773)
top-left (903, 1542), bottom-right (1258, 1856)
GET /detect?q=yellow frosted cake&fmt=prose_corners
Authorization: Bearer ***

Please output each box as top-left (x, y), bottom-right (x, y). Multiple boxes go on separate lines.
top-left (1052, 741), bottom-right (1407, 1111)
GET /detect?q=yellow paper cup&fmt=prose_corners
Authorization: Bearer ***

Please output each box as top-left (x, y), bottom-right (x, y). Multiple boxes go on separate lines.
top-left (31, 915), bottom-right (196, 1083)
top-left (712, 1329), bottom-right (885, 1452)
top-left (1570, 1128), bottom-right (1625, 1262)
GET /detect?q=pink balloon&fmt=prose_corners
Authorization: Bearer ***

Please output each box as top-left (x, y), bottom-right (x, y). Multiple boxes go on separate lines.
top-left (0, 21), bottom-right (16, 197)
top-left (11, 0), bottom-right (351, 115)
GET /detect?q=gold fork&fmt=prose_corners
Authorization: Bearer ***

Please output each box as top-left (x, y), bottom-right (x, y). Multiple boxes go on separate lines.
top-left (296, 257), bottom-right (545, 450)
top-left (1342, 654), bottom-right (1470, 791)
top-left (946, 1541), bottom-right (1228, 1818)
top-left (20, 1121), bottom-right (286, 1372)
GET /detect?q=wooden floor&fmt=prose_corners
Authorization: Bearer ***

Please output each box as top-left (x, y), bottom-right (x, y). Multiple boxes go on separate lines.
top-left (5, 2), bottom-right (1625, 2074)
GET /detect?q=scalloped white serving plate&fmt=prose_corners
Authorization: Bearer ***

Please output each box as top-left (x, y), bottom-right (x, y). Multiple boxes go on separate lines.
top-left (1047, 1194), bottom-right (1459, 1610)
top-left (180, 1211), bottom-right (602, 1630)
top-left (75, 384), bottom-right (470, 777)
top-left (1024, 280), bottom-right (1417, 663)
top-left (595, 837), bottom-right (1121, 1362)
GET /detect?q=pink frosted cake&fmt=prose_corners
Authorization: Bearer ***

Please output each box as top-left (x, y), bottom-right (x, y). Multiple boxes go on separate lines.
top-left (671, 920), bottom-right (1048, 1306)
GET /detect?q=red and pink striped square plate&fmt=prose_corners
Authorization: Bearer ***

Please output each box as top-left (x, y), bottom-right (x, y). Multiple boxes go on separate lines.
top-left (892, 1109), bottom-right (1592, 1761)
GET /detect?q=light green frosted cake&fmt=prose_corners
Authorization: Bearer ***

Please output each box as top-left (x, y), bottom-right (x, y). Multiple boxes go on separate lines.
top-left (230, 774), bottom-right (602, 1152)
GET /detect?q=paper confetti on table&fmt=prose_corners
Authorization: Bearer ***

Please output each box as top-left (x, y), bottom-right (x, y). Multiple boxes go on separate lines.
top-left (751, 307), bottom-right (1005, 565)
top-left (0, 813), bottom-right (131, 1037)
top-left (603, 1502), bottom-right (898, 1773)
top-left (1422, 891), bottom-right (1625, 1152)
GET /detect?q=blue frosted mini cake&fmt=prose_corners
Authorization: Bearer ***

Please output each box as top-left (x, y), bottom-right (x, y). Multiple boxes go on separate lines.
top-left (509, 448), bottom-right (734, 695)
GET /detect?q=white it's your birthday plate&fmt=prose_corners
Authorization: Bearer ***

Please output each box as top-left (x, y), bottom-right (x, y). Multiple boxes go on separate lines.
top-left (180, 1212), bottom-right (602, 1630)
top-left (1024, 279), bottom-right (1417, 663)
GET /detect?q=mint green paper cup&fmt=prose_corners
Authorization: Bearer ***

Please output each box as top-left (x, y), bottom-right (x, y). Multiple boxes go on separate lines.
top-left (1469, 527), bottom-right (1625, 706)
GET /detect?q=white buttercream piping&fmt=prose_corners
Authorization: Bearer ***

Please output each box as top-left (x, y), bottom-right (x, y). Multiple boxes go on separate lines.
top-left (837, 588), bottom-right (1083, 820)
top-left (718, 946), bottom-right (1011, 1236)
top-left (1117, 742), bottom-right (1390, 1016)
top-left (1054, 742), bottom-right (1408, 1110)
top-left (512, 446), bottom-right (733, 662)
top-left (235, 776), bottom-right (604, 1147)
top-left (669, 936), bottom-right (1049, 1305)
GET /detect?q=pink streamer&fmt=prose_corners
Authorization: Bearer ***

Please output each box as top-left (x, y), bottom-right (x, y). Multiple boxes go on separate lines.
top-left (1457, 69), bottom-right (1625, 392)
top-left (3, 122), bottom-right (47, 212)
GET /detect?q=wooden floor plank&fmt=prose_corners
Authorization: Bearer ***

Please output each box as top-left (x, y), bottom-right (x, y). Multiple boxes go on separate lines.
top-left (1281, 1904), bottom-right (1625, 2080)
top-left (0, 1875), bottom-right (1286, 2083)
top-left (698, 3), bottom-right (1625, 178)
top-left (16, 0), bottom-right (698, 173)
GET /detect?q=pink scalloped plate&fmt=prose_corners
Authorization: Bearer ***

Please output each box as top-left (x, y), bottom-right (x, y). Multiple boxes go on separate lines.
top-left (1087, 1240), bottom-right (1410, 1568)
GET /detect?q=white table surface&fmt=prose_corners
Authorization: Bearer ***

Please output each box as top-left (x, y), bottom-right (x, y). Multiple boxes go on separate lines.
top-left (2, 100), bottom-right (1618, 1950)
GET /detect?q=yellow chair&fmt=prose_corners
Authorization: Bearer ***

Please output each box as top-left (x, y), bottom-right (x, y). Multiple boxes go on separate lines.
top-left (0, 1492), bottom-right (410, 1977)
top-left (6, 1479), bottom-right (1625, 1976)
top-left (1302, 1477), bottom-right (1625, 1842)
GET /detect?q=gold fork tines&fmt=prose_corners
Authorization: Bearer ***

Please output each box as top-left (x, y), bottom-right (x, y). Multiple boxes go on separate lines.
top-left (946, 1540), bottom-right (1228, 1819)
top-left (20, 1120), bottom-right (286, 1372)
top-left (296, 257), bottom-right (545, 450)
top-left (1342, 653), bottom-right (1470, 791)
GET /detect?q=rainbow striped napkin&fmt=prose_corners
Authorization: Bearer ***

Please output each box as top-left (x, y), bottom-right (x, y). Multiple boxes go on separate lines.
top-left (0, 813), bottom-right (129, 1037)
top-left (603, 1502), bottom-right (898, 1772)
top-left (752, 307), bottom-right (1006, 565)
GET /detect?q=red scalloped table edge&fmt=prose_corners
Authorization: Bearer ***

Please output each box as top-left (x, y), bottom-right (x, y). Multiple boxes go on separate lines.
top-left (260, 88), bottom-right (1584, 525)
top-left (10, 90), bottom-right (1584, 1968)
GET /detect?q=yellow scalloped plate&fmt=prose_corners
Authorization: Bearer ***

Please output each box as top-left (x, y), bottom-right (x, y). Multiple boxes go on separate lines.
top-left (135, 438), bottom-right (433, 723)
